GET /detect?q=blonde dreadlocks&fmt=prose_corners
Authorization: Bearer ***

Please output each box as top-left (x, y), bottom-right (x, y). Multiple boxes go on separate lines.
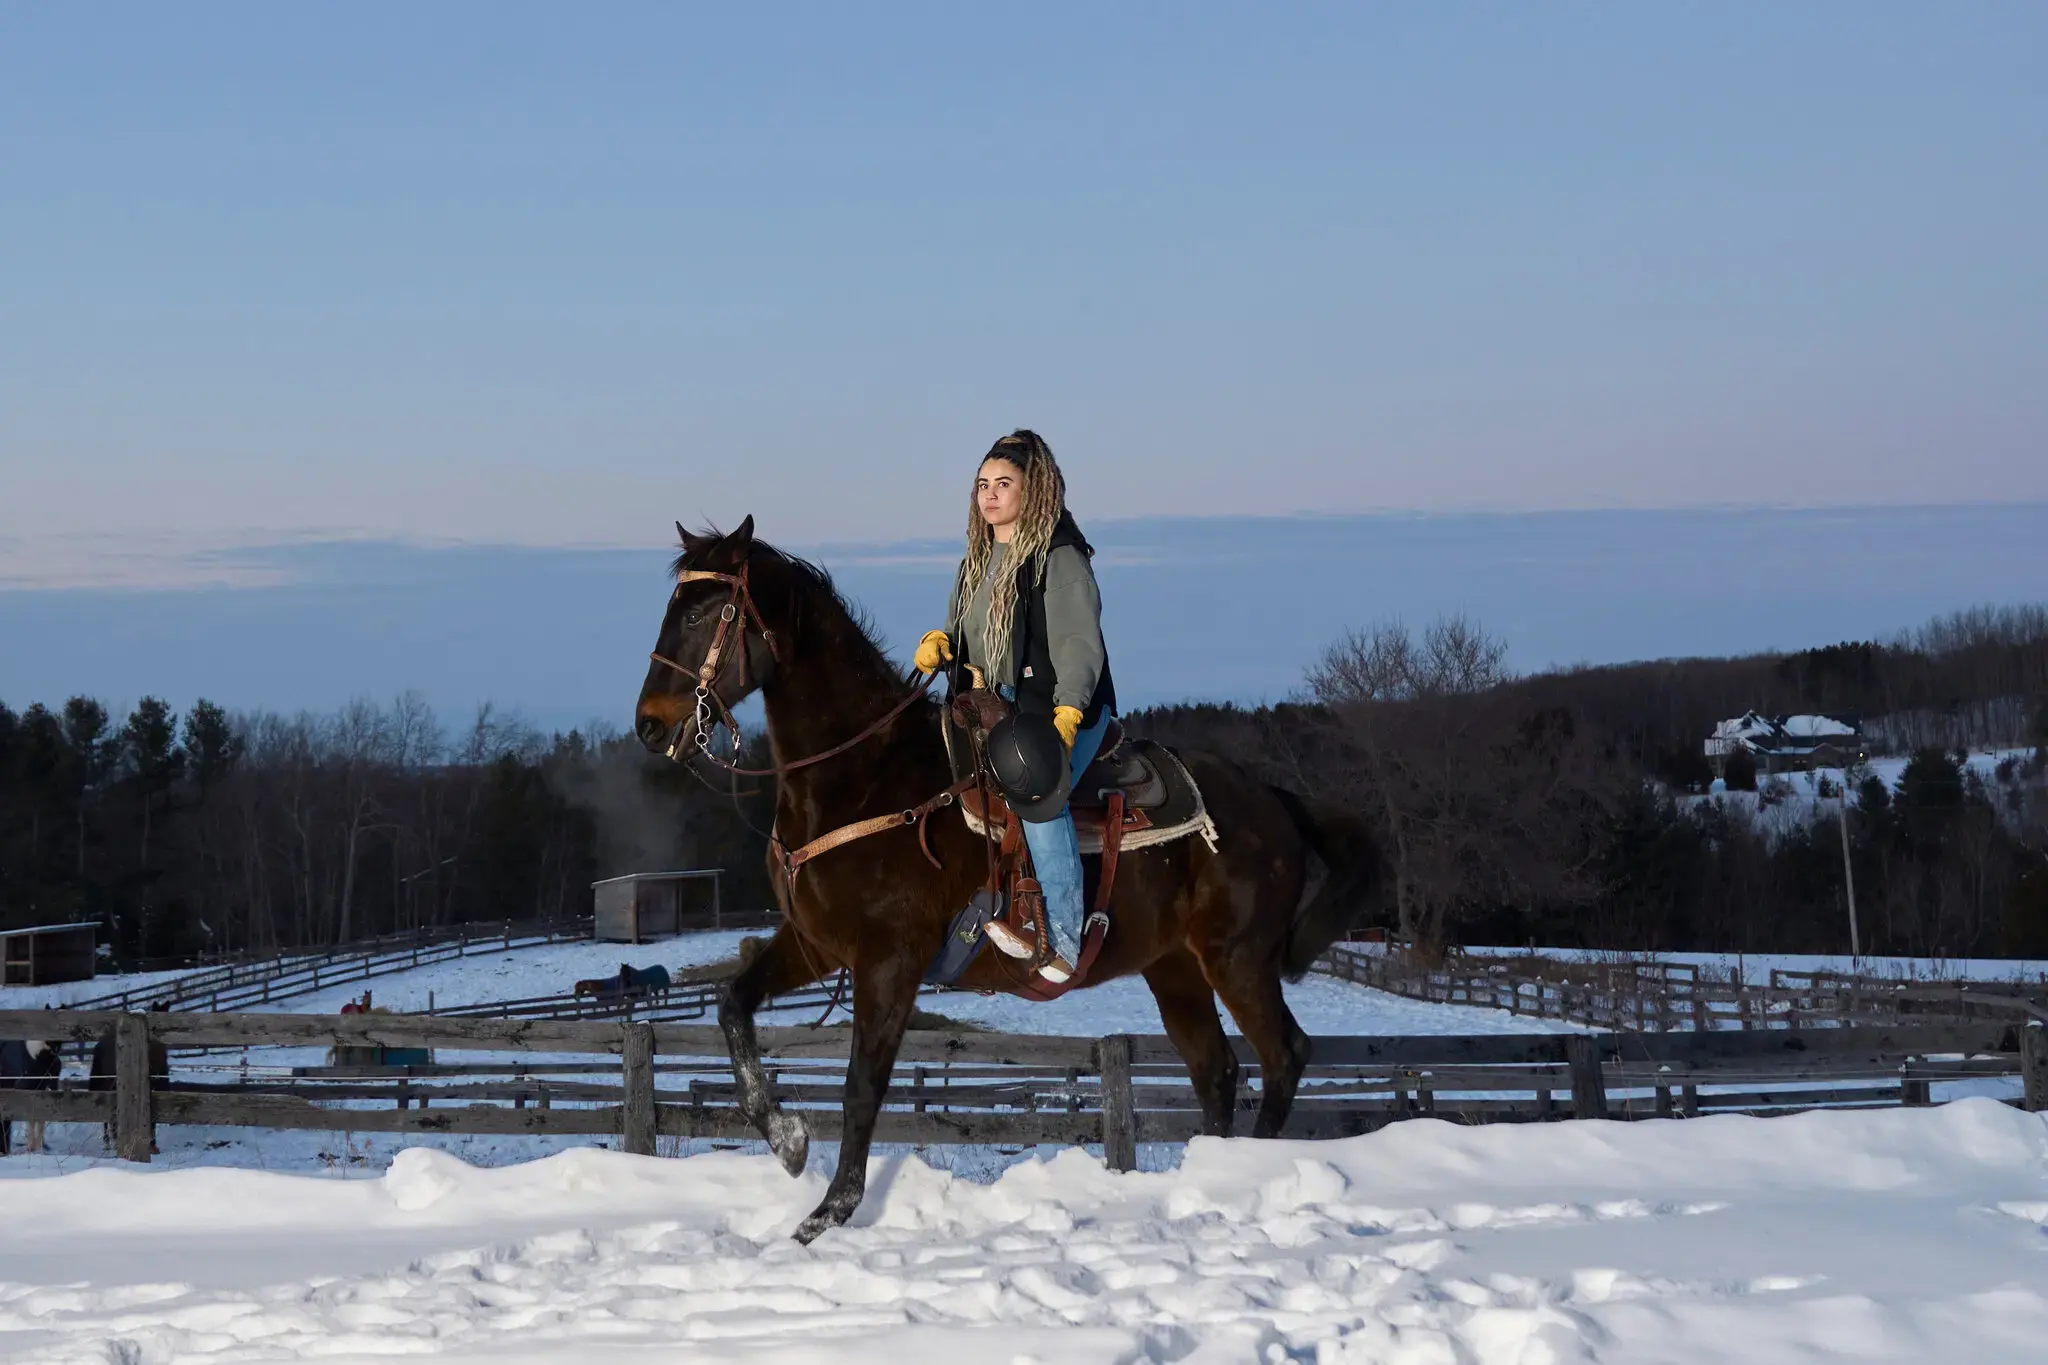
top-left (957, 429), bottom-right (1067, 679)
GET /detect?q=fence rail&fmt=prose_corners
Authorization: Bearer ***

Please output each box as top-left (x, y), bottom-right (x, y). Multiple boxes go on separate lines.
top-left (3, 1007), bottom-right (2040, 1170)
top-left (60, 918), bottom-right (599, 1015)
top-left (1319, 945), bottom-right (2048, 1033)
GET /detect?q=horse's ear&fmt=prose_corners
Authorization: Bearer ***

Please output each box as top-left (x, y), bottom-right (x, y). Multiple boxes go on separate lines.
top-left (732, 514), bottom-right (755, 553)
top-left (677, 521), bottom-right (714, 555)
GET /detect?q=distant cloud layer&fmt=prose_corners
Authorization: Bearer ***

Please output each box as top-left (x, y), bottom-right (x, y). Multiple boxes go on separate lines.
top-left (5, 506), bottom-right (2044, 734)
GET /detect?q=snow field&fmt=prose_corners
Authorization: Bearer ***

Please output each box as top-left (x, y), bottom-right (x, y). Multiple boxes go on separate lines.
top-left (0, 965), bottom-right (210, 1010)
top-left (1, 1100), bottom-right (2044, 1363)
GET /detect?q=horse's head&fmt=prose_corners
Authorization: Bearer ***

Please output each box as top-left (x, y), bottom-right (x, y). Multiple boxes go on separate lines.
top-left (635, 515), bottom-right (783, 755)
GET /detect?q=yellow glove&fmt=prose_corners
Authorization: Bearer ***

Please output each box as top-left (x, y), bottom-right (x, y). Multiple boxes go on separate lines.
top-left (913, 629), bottom-right (953, 674)
top-left (1052, 705), bottom-right (1084, 750)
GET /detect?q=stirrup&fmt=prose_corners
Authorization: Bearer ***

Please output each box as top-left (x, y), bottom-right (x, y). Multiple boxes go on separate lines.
top-left (983, 920), bottom-right (1035, 959)
top-left (1037, 955), bottom-right (1075, 984)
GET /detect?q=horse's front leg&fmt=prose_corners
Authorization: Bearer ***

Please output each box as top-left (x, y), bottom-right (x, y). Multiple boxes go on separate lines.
top-left (793, 954), bottom-right (921, 1244)
top-left (719, 925), bottom-right (831, 1177)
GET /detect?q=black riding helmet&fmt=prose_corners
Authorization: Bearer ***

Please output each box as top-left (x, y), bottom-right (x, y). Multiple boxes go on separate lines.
top-left (985, 711), bottom-right (1073, 823)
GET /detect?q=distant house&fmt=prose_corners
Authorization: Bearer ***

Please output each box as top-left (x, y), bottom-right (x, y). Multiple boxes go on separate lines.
top-left (1705, 711), bottom-right (1866, 775)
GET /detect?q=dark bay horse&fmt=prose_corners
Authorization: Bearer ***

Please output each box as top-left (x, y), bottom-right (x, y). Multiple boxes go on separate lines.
top-left (635, 518), bottom-right (1381, 1243)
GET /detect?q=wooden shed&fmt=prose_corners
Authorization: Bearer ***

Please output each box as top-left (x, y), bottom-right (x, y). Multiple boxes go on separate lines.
top-left (593, 870), bottom-right (724, 943)
top-left (1, 922), bottom-right (99, 986)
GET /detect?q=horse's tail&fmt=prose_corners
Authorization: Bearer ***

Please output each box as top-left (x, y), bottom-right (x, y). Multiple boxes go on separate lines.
top-left (1270, 786), bottom-right (1383, 982)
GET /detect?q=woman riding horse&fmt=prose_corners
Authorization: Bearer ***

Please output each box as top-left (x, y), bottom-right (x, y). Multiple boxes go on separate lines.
top-left (913, 430), bottom-right (1113, 982)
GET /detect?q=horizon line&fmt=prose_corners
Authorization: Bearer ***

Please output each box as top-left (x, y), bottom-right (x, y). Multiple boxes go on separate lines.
top-left (7, 498), bottom-right (2047, 594)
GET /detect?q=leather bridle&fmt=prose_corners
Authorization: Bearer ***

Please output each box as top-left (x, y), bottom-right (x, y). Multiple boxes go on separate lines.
top-left (648, 562), bottom-right (937, 780)
top-left (647, 565), bottom-right (782, 767)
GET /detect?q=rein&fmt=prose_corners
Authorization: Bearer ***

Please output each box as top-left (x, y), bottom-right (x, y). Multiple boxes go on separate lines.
top-left (649, 565), bottom-right (937, 778)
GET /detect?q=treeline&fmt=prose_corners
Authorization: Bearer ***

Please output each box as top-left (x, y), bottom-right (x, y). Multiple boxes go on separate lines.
top-left (8, 604), bottom-right (2047, 968)
top-left (1129, 605), bottom-right (2048, 959)
top-left (0, 693), bottom-right (776, 968)
top-left (1520, 603), bottom-right (2048, 788)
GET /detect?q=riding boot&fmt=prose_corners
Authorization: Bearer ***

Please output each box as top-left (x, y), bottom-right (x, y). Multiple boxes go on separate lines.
top-left (1018, 809), bottom-right (1087, 971)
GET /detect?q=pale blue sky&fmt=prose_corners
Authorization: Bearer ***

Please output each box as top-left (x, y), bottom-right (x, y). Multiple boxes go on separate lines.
top-left (4, 6), bottom-right (2046, 724)
top-left (4, 2), bottom-right (2044, 571)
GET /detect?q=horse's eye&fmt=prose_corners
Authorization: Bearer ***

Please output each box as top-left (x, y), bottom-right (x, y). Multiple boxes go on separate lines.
top-left (685, 610), bottom-right (703, 627)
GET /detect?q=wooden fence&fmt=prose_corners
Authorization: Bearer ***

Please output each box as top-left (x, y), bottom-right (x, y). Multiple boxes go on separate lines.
top-left (1320, 945), bottom-right (2048, 1033)
top-left (3, 1008), bottom-right (2041, 1172)
top-left (61, 918), bottom-right (599, 1015)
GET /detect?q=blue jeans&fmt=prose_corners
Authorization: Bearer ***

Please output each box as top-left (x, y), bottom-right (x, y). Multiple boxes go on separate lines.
top-left (999, 688), bottom-right (1111, 963)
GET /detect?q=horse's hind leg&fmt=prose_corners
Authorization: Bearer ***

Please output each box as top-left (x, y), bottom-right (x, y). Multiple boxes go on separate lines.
top-left (1209, 967), bottom-right (1312, 1139)
top-left (1142, 949), bottom-right (1239, 1138)
top-left (719, 925), bottom-right (831, 1177)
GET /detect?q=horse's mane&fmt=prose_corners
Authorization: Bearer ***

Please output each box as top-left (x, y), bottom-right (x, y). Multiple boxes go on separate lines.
top-left (671, 527), bottom-right (904, 684)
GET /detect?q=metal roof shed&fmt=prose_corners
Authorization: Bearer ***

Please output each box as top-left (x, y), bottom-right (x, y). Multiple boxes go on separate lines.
top-left (591, 870), bottom-right (724, 943)
top-left (1, 921), bottom-right (99, 986)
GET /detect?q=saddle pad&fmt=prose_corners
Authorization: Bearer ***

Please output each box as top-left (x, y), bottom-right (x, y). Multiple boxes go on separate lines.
top-left (962, 742), bottom-right (1220, 856)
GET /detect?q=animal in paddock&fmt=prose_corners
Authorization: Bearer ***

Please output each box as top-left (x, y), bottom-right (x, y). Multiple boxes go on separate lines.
top-left (1, 1037), bottom-right (63, 1156)
top-left (573, 963), bottom-right (672, 998)
top-left (88, 1009), bottom-right (173, 1154)
top-left (636, 519), bottom-right (1384, 1243)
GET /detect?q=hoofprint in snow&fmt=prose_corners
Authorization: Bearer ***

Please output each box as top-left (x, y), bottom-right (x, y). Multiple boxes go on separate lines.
top-left (2, 1101), bottom-right (2045, 1364)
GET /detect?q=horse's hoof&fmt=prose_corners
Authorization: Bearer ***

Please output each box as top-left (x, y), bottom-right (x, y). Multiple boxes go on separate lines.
top-left (766, 1111), bottom-right (809, 1177)
top-left (791, 1197), bottom-right (848, 1245)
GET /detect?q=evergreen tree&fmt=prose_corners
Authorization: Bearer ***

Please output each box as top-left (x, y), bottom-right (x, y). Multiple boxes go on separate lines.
top-left (123, 696), bottom-right (184, 869)
top-left (181, 699), bottom-right (242, 794)
top-left (61, 696), bottom-right (114, 893)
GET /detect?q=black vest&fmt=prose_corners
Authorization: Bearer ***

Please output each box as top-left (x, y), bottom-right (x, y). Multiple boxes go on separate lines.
top-left (959, 512), bottom-right (1118, 727)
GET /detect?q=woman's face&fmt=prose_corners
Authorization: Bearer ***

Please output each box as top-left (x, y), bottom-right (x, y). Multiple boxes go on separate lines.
top-left (976, 458), bottom-right (1026, 537)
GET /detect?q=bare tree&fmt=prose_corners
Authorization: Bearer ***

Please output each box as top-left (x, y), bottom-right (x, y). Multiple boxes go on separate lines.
top-left (1305, 615), bottom-right (1520, 944)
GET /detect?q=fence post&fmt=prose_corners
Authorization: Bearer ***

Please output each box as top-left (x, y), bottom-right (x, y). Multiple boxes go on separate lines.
top-left (1901, 1057), bottom-right (1932, 1107)
top-left (1567, 1034), bottom-right (1609, 1120)
top-left (115, 1012), bottom-right (154, 1163)
top-left (2021, 1025), bottom-right (2047, 1113)
top-left (1098, 1034), bottom-right (1137, 1173)
top-left (621, 1022), bottom-right (657, 1156)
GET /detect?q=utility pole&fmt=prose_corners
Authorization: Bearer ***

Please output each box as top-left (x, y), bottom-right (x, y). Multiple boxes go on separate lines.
top-left (1837, 786), bottom-right (1860, 960)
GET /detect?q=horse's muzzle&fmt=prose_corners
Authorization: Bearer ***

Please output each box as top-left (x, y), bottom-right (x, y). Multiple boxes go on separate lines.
top-left (635, 713), bottom-right (676, 752)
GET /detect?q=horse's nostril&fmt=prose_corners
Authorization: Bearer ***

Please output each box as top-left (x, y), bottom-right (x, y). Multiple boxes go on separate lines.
top-left (636, 714), bottom-right (669, 747)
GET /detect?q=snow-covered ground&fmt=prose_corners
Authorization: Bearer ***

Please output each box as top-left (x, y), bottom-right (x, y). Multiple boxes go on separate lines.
top-left (0, 965), bottom-right (210, 1010)
top-left (2, 1100), bottom-right (2044, 1363)
top-left (237, 931), bottom-right (769, 1015)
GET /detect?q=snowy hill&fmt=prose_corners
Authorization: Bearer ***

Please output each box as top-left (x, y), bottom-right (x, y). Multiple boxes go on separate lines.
top-left (1678, 747), bottom-right (2036, 839)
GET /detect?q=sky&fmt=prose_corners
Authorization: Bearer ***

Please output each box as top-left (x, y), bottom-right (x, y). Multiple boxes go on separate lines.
top-left (3, 5), bottom-right (2044, 723)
